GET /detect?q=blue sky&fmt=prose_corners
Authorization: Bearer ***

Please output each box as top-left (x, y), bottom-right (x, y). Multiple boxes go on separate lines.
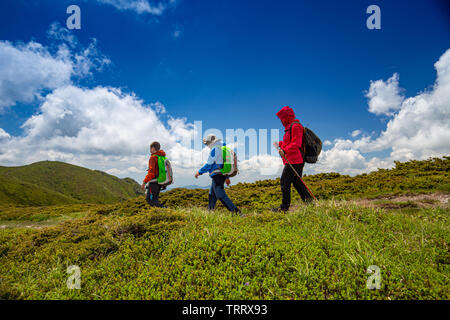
top-left (0, 0), bottom-right (449, 186)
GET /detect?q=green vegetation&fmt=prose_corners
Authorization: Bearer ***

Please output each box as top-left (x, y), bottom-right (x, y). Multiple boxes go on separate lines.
top-left (162, 157), bottom-right (450, 210)
top-left (0, 161), bottom-right (143, 206)
top-left (0, 157), bottom-right (448, 299)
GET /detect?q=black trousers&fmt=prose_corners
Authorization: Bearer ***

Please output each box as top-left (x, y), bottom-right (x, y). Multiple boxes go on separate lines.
top-left (146, 182), bottom-right (163, 207)
top-left (280, 163), bottom-right (313, 210)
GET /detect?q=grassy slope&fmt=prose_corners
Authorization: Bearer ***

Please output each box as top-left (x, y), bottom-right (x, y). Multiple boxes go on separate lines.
top-left (161, 157), bottom-right (450, 210)
top-left (0, 199), bottom-right (448, 299)
top-left (0, 157), bottom-right (448, 299)
top-left (0, 161), bottom-right (143, 206)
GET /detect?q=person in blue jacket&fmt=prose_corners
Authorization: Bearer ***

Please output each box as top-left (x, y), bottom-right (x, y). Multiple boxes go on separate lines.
top-left (195, 134), bottom-right (241, 215)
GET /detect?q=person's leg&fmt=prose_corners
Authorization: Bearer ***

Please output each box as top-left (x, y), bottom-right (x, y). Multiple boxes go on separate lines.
top-left (145, 184), bottom-right (152, 205)
top-left (208, 179), bottom-right (218, 210)
top-left (149, 183), bottom-right (163, 207)
top-left (212, 175), bottom-right (240, 213)
top-left (291, 164), bottom-right (313, 202)
top-left (280, 164), bottom-right (295, 210)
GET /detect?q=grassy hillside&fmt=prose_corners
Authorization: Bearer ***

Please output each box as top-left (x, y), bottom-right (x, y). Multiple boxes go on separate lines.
top-left (0, 197), bottom-right (448, 299)
top-left (161, 157), bottom-right (450, 210)
top-left (0, 157), bottom-right (448, 300)
top-left (0, 161), bottom-right (143, 206)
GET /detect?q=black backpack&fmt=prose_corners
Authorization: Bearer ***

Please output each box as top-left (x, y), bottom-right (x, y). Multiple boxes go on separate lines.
top-left (288, 121), bottom-right (322, 164)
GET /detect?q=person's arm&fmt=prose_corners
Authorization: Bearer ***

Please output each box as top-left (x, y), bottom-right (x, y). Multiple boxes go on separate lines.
top-left (280, 124), bottom-right (303, 154)
top-left (198, 147), bottom-right (218, 175)
top-left (143, 156), bottom-right (158, 183)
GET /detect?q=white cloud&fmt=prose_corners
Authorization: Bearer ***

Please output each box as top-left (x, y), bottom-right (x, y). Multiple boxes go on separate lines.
top-left (0, 84), bottom-right (207, 186)
top-left (314, 148), bottom-right (367, 176)
top-left (0, 24), bottom-right (109, 110)
top-left (0, 128), bottom-right (10, 140)
top-left (240, 154), bottom-right (283, 177)
top-left (316, 48), bottom-right (450, 175)
top-left (366, 73), bottom-right (404, 116)
top-left (96, 0), bottom-right (174, 15)
top-left (172, 25), bottom-right (182, 39)
top-left (2, 24), bottom-right (448, 188)
top-left (151, 101), bottom-right (166, 114)
top-left (0, 25), bottom-right (275, 187)
top-left (0, 41), bottom-right (72, 110)
top-left (351, 129), bottom-right (362, 137)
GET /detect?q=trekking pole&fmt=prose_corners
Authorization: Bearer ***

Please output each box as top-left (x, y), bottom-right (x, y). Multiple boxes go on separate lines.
top-left (277, 147), bottom-right (317, 201)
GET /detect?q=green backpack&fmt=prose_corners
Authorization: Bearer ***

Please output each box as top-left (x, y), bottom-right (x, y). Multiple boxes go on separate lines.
top-left (151, 155), bottom-right (173, 186)
top-left (219, 146), bottom-right (238, 177)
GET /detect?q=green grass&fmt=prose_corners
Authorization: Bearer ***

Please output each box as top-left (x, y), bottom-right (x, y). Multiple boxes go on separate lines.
top-left (0, 197), bottom-right (448, 300)
top-left (0, 157), bottom-right (449, 300)
top-left (0, 161), bottom-right (143, 206)
top-left (161, 157), bottom-right (450, 210)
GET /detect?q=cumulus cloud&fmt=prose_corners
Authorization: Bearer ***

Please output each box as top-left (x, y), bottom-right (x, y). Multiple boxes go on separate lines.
top-left (351, 129), bottom-right (362, 138)
top-left (0, 24), bottom-right (109, 110)
top-left (366, 73), bottom-right (404, 116)
top-left (0, 23), bottom-right (281, 186)
top-left (96, 0), bottom-right (175, 15)
top-left (0, 84), bottom-right (206, 185)
top-left (240, 154), bottom-right (283, 177)
top-left (2, 22), bottom-right (448, 187)
top-left (0, 128), bottom-right (10, 140)
top-left (315, 48), bottom-right (450, 175)
top-left (0, 41), bottom-right (72, 110)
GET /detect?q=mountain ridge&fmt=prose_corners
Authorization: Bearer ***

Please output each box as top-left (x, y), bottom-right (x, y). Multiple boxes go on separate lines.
top-left (0, 161), bottom-right (143, 206)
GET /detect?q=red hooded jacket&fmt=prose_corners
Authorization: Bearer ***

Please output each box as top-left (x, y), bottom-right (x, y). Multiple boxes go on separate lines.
top-left (143, 150), bottom-right (166, 183)
top-left (276, 106), bottom-right (304, 165)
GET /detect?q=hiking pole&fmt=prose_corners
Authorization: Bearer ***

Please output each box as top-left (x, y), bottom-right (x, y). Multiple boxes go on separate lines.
top-left (277, 147), bottom-right (317, 201)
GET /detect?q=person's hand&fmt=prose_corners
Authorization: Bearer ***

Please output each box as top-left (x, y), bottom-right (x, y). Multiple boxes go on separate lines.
top-left (225, 178), bottom-right (231, 186)
top-left (278, 148), bottom-right (285, 157)
top-left (194, 171), bottom-right (200, 179)
top-left (273, 141), bottom-right (279, 149)
top-left (141, 183), bottom-right (146, 190)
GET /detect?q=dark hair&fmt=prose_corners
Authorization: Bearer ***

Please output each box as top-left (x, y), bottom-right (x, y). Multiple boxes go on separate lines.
top-left (150, 141), bottom-right (160, 151)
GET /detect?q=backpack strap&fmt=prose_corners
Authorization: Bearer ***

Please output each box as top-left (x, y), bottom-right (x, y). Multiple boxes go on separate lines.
top-left (287, 120), bottom-right (306, 160)
top-left (287, 120), bottom-right (301, 137)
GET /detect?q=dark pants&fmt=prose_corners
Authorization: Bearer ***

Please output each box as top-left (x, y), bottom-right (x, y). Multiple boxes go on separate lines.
top-left (146, 182), bottom-right (163, 207)
top-left (209, 174), bottom-right (239, 213)
top-left (280, 163), bottom-right (313, 210)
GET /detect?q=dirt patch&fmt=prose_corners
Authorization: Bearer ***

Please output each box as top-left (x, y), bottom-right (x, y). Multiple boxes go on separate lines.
top-left (0, 220), bottom-right (58, 230)
top-left (287, 192), bottom-right (450, 212)
top-left (356, 192), bottom-right (449, 210)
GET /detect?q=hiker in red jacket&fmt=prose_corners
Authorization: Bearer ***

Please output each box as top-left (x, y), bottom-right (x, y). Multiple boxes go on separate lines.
top-left (141, 141), bottom-right (166, 207)
top-left (272, 106), bottom-right (313, 212)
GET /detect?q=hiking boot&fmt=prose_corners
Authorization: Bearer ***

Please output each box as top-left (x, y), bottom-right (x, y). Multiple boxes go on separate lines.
top-left (233, 209), bottom-right (243, 217)
top-left (271, 206), bottom-right (288, 213)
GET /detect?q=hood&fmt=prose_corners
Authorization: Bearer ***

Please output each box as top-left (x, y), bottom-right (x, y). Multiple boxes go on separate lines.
top-left (152, 149), bottom-right (166, 156)
top-left (276, 106), bottom-right (296, 127)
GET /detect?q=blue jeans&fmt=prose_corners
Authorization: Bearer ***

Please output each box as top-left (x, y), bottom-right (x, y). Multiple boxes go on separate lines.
top-left (208, 174), bottom-right (239, 212)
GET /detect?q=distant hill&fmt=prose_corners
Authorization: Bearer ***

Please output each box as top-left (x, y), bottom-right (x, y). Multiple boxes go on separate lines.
top-left (172, 185), bottom-right (209, 190)
top-left (0, 161), bottom-right (143, 206)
